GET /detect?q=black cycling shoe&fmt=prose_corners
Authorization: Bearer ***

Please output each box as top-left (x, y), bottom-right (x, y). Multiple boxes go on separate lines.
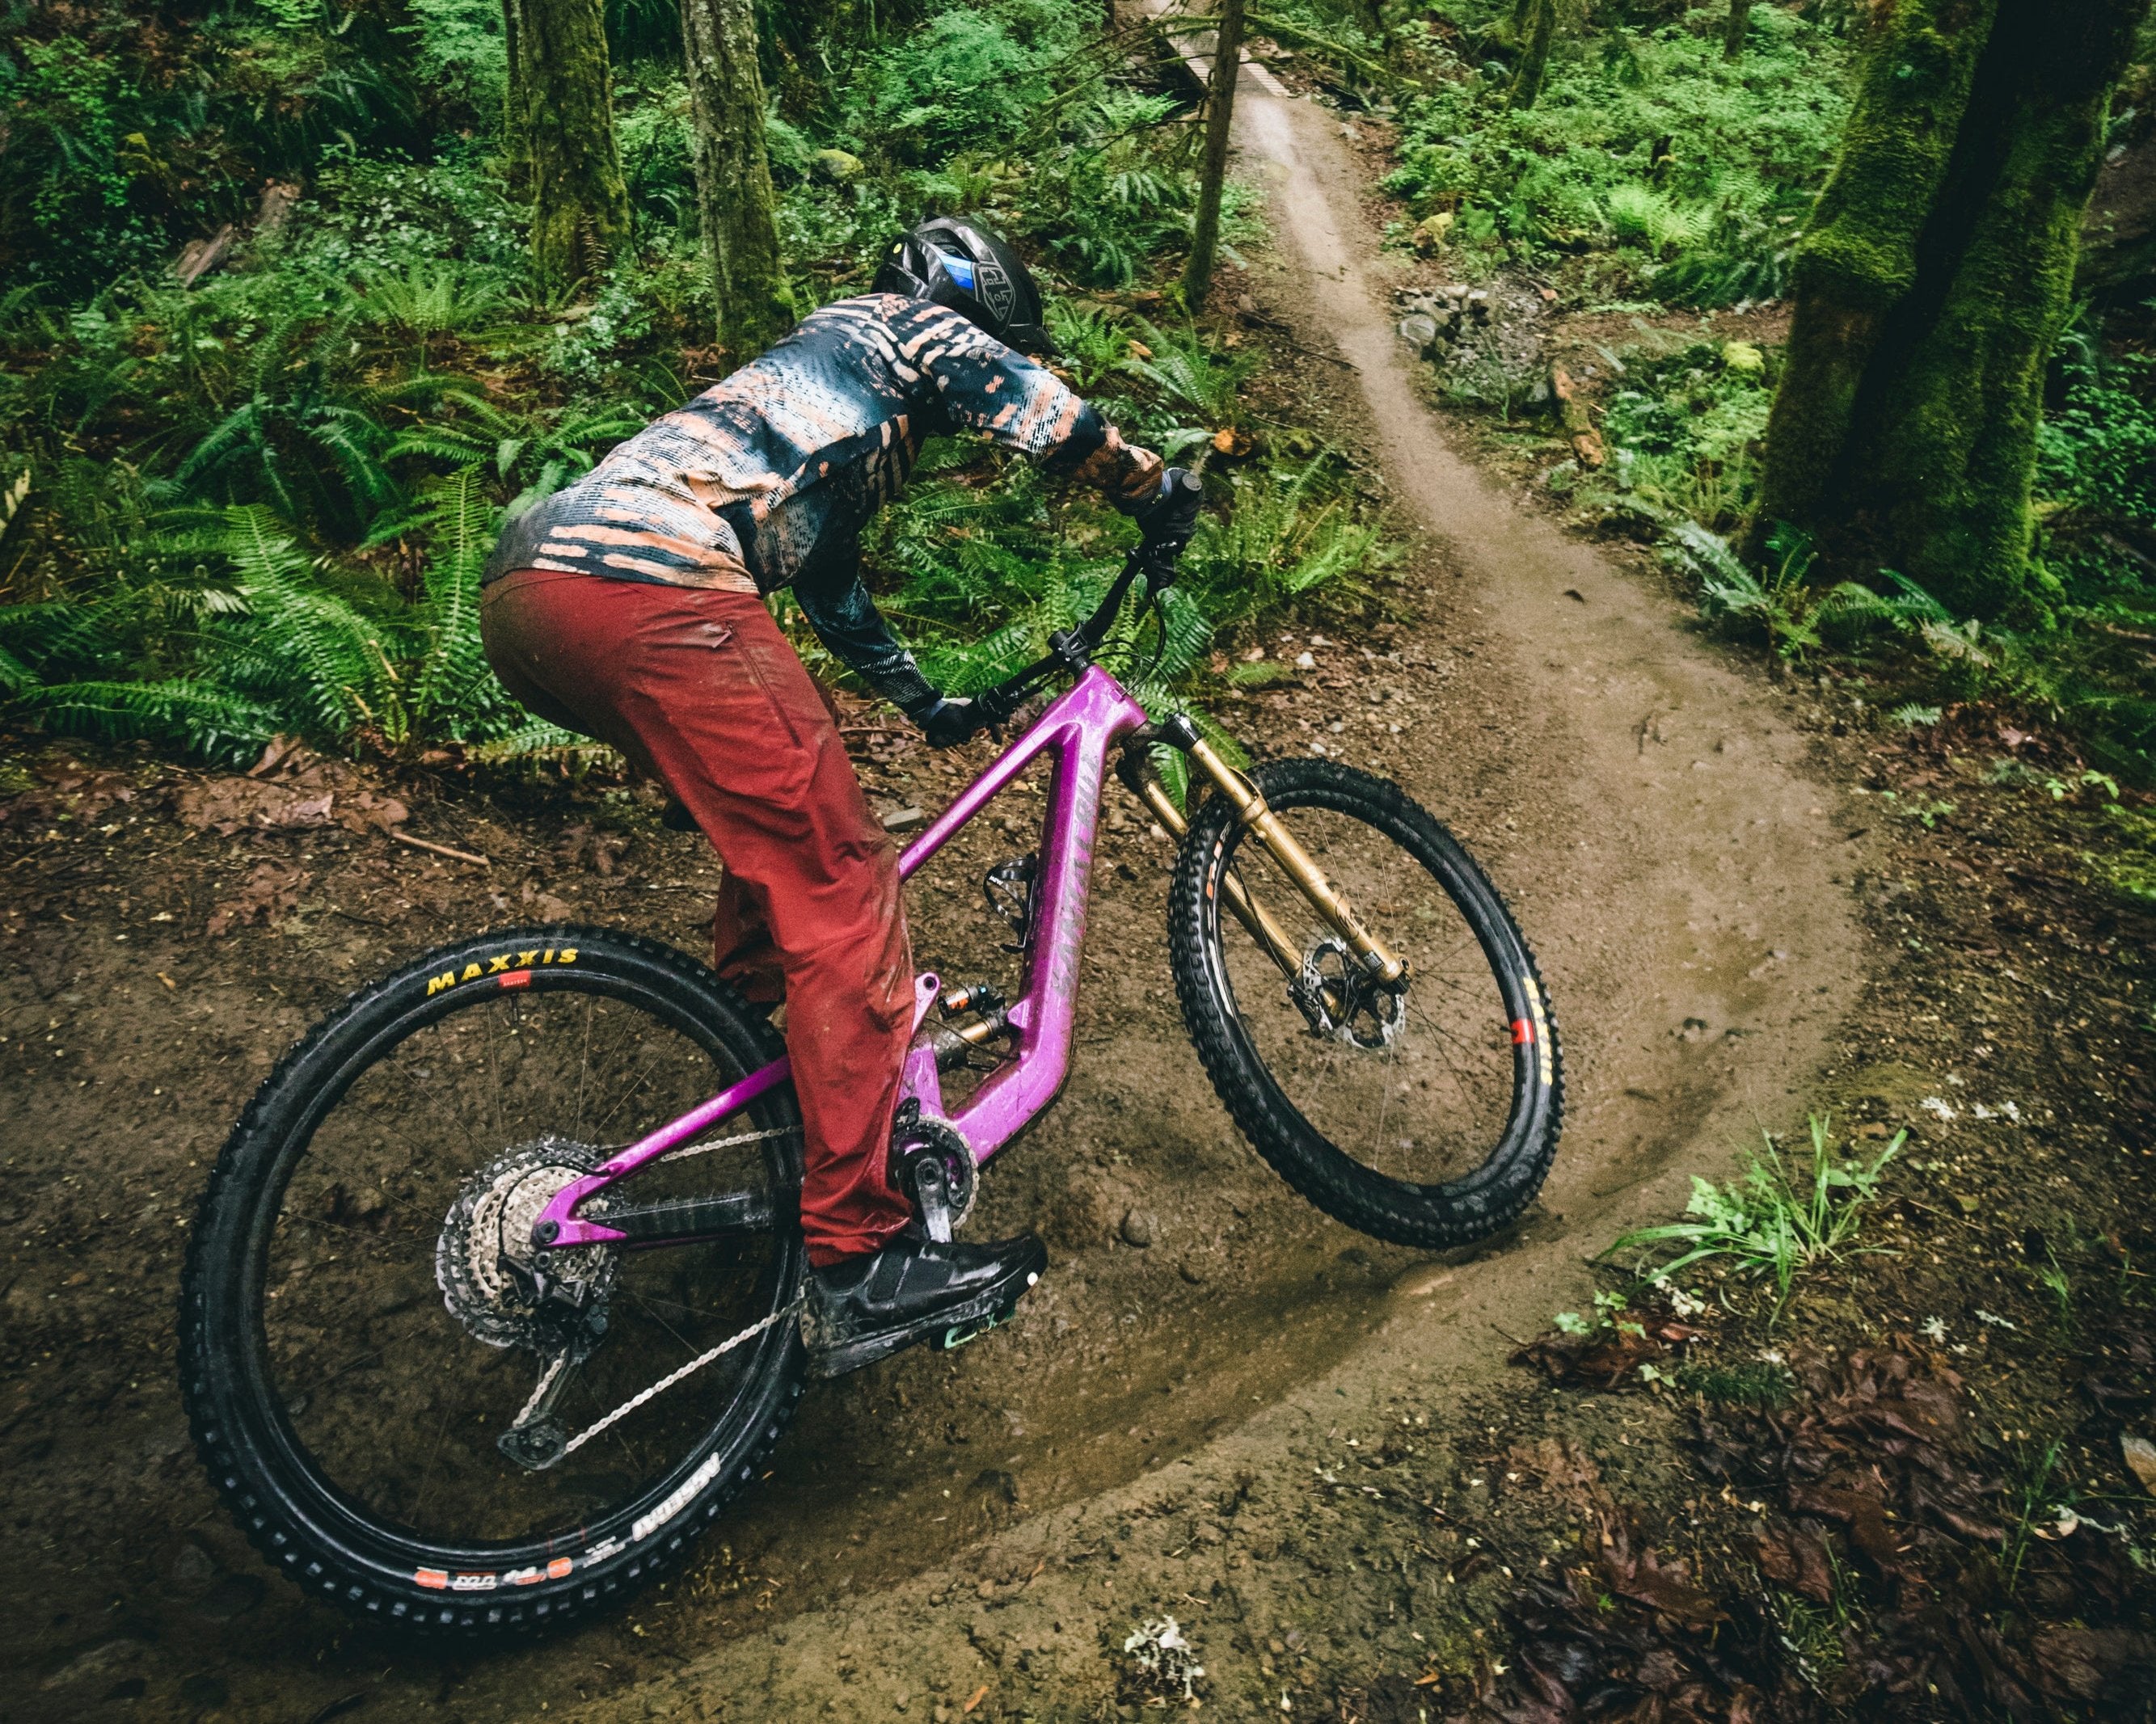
top-left (802, 1233), bottom-right (1047, 1380)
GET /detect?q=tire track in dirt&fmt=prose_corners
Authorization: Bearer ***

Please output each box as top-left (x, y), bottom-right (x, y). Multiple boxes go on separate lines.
top-left (542, 49), bottom-right (1865, 1724)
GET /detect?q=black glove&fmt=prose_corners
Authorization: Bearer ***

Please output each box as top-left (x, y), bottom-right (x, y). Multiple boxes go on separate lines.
top-left (1131, 466), bottom-right (1204, 589)
top-left (913, 695), bottom-right (979, 750)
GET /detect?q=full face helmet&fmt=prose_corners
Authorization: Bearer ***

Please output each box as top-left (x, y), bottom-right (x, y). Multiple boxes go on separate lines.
top-left (871, 217), bottom-right (1057, 356)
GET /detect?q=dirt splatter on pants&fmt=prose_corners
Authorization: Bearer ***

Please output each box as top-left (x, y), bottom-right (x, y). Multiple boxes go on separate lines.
top-left (481, 567), bottom-right (914, 1266)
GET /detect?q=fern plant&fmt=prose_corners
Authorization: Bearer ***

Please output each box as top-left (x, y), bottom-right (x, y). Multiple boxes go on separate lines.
top-left (1120, 320), bottom-right (1259, 454)
top-left (386, 389), bottom-right (644, 518)
top-left (353, 260), bottom-right (508, 371)
top-left (11, 487), bottom-right (537, 762)
top-left (1669, 521), bottom-right (1883, 663)
top-left (403, 467), bottom-right (511, 736)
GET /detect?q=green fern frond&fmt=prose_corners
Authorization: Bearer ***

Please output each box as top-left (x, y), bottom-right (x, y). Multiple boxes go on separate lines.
top-left (0, 642), bottom-right (36, 698)
top-left (471, 720), bottom-right (622, 769)
top-left (218, 505), bottom-right (396, 733)
top-left (32, 677), bottom-right (282, 762)
top-left (411, 467), bottom-right (500, 731)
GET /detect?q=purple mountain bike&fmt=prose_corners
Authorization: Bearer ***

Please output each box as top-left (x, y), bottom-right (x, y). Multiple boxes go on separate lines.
top-left (179, 552), bottom-right (1562, 1639)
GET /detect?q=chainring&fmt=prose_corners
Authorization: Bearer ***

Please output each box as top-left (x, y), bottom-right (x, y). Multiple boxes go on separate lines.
top-left (892, 1114), bottom-right (979, 1239)
top-left (435, 1136), bottom-right (617, 1353)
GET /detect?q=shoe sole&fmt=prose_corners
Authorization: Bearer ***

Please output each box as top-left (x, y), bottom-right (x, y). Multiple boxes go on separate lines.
top-left (808, 1258), bottom-right (1044, 1381)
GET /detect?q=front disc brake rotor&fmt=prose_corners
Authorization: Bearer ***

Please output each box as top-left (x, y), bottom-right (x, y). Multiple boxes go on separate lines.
top-left (1292, 935), bottom-right (1407, 1050)
top-left (435, 1137), bottom-right (616, 1352)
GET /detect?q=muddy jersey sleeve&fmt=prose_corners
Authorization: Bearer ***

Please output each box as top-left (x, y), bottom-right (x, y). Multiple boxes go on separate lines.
top-left (920, 318), bottom-right (1162, 511)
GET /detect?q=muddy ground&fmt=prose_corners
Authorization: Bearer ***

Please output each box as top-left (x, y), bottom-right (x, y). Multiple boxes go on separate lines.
top-left (5, 44), bottom-right (2152, 1724)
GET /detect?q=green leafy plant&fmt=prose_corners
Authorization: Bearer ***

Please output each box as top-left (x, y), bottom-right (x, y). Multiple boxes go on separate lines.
top-left (1120, 320), bottom-right (1259, 455)
top-left (1382, 11), bottom-right (1843, 304)
top-left (1610, 1116), bottom-right (1906, 1313)
top-left (1671, 522), bottom-right (1875, 661)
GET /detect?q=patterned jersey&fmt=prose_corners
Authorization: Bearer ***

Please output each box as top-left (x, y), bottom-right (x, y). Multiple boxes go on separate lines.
top-left (485, 294), bottom-right (1160, 710)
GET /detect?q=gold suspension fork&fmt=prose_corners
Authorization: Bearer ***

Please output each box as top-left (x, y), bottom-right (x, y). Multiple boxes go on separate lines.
top-left (1120, 719), bottom-right (1407, 988)
top-left (1122, 751), bottom-right (1306, 980)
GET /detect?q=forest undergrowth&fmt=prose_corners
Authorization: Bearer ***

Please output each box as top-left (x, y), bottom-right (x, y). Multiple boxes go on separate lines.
top-left (0, 0), bottom-right (1392, 773)
top-left (1297, 2), bottom-right (2156, 816)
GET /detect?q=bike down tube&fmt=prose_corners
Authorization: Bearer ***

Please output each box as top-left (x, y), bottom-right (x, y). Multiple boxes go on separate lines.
top-left (892, 665), bottom-right (1148, 1164)
top-left (534, 666), bottom-right (1148, 1251)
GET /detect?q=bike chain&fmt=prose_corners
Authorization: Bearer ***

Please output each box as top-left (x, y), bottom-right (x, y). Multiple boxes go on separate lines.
top-left (658, 1123), bottom-right (797, 1163)
top-left (506, 1120), bottom-right (804, 1461)
top-left (554, 1299), bottom-right (802, 1460)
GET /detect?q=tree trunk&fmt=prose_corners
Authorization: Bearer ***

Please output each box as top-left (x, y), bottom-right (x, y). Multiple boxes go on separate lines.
top-left (1724, 0), bottom-right (1753, 60)
top-left (1755, 0), bottom-right (2150, 618)
top-left (513, 0), bottom-right (631, 285)
top-left (1510, 0), bottom-right (1556, 109)
top-left (681, 0), bottom-right (794, 360)
top-left (500, 0), bottom-right (528, 192)
top-left (1183, 0), bottom-right (1247, 311)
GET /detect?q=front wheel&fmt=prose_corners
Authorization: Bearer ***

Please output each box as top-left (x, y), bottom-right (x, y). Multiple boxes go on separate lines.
top-left (1167, 760), bottom-right (1562, 1249)
top-left (179, 925), bottom-right (806, 1640)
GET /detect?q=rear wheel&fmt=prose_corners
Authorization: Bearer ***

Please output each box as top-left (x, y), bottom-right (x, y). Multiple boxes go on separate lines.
top-left (179, 925), bottom-right (804, 1640)
top-left (1167, 760), bottom-right (1562, 1249)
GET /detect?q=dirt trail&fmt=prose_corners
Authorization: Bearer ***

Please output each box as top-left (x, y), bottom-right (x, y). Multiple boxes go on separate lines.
top-left (2, 63), bottom-right (1864, 1724)
top-left (533, 70), bottom-right (1865, 1724)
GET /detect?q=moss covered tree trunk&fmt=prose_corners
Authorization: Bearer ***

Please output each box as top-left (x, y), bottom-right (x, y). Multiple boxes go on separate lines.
top-left (511, 0), bottom-right (631, 285)
top-left (681, 0), bottom-right (793, 360)
top-left (1724, 0), bottom-right (1753, 61)
top-left (1757, 0), bottom-right (2151, 618)
top-left (500, 0), bottom-right (529, 192)
top-left (1510, 0), bottom-right (1556, 109)
top-left (1183, 0), bottom-right (1247, 310)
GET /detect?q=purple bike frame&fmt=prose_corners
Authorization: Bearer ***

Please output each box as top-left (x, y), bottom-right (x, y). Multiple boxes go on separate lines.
top-left (535, 664), bottom-right (1150, 1250)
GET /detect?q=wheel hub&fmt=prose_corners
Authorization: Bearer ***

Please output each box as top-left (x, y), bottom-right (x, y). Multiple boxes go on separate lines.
top-left (1293, 935), bottom-right (1407, 1050)
top-left (435, 1137), bottom-right (616, 1352)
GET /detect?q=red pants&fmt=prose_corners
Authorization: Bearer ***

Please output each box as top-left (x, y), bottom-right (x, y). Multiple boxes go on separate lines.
top-left (482, 567), bottom-right (915, 1265)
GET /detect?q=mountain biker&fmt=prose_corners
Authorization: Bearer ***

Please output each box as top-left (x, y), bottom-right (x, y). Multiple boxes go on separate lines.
top-left (479, 218), bottom-right (1202, 1378)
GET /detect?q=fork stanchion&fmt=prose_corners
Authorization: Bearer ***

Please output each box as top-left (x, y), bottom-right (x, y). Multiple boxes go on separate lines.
top-left (1118, 743), bottom-right (1308, 984)
top-left (1160, 717), bottom-right (1407, 987)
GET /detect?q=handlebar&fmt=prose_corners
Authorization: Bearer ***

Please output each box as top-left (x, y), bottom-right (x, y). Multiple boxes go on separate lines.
top-left (968, 546), bottom-right (1154, 731)
top-left (961, 470), bottom-right (1203, 734)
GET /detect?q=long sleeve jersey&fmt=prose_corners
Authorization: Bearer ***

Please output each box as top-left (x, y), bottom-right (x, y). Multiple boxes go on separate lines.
top-left (483, 294), bottom-right (1161, 712)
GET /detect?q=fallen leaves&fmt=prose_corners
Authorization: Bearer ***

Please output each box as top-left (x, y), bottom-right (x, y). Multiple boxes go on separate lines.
top-left (206, 863), bottom-right (309, 938)
top-left (1, 760), bottom-right (141, 828)
top-left (1510, 1300), bottom-right (1700, 1389)
top-left (175, 777), bottom-right (335, 837)
top-left (175, 743), bottom-right (408, 839)
top-left (2120, 1432), bottom-right (2156, 1496)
